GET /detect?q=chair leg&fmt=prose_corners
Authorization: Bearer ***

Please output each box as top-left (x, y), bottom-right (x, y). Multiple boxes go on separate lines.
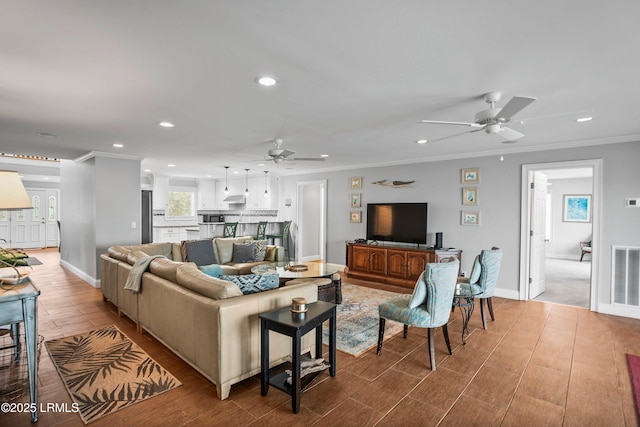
top-left (427, 328), bottom-right (436, 371)
top-left (487, 297), bottom-right (495, 321)
top-left (403, 324), bottom-right (408, 338)
top-left (376, 318), bottom-right (386, 355)
top-left (580, 251), bottom-right (585, 262)
top-left (442, 324), bottom-right (452, 355)
top-left (480, 298), bottom-right (488, 330)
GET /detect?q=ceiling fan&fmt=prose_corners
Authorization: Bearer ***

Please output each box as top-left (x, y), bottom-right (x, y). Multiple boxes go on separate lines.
top-left (265, 138), bottom-right (326, 163)
top-left (420, 92), bottom-right (537, 143)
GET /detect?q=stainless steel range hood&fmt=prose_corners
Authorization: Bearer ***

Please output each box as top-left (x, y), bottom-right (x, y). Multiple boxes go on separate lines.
top-left (223, 194), bottom-right (246, 203)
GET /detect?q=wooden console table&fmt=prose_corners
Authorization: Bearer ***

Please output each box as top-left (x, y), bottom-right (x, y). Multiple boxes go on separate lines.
top-left (0, 279), bottom-right (40, 423)
top-left (346, 242), bottom-right (461, 289)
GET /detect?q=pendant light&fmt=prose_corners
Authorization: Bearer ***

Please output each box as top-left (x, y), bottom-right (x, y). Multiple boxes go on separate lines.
top-left (224, 166), bottom-right (229, 195)
top-left (263, 171), bottom-right (269, 198)
top-left (244, 169), bottom-right (250, 196)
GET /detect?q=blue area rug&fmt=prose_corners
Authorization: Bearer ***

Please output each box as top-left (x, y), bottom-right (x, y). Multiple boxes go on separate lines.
top-left (323, 283), bottom-right (405, 357)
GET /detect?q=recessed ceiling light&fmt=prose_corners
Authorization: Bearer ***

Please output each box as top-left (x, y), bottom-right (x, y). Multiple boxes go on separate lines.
top-left (321, 154), bottom-right (329, 158)
top-left (258, 163), bottom-right (266, 167)
top-left (158, 121), bottom-right (175, 128)
top-left (576, 117), bottom-right (593, 122)
top-left (205, 174), bottom-right (212, 178)
top-left (254, 76), bottom-right (278, 87)
top-left (144, 169), bottom-right (151, 173)
top-left (113, 143), bottom-right (124, 148)
top-left (43, 177), bottom-right (50, 180)
top-left (416, 139), bottom-right (428, 144)
top-left (168, 164), bottom-right (176, 167)
top-left (233, 170), bottom-right (240, 174)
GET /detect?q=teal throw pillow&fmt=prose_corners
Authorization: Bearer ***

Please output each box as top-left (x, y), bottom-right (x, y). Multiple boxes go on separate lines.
top-left (220, 273), bottom-right (279, 295)
top-left (199, 264), bottom-right (223, 278)
top-left (408, 272), bottom-right (427, 308)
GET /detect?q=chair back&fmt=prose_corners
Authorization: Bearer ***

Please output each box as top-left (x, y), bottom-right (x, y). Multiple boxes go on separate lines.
top-left (477, 248), bottom-right (502, 298)
top-left (223, 222), bottom-right (238, 238)
top-left (423, 259), bottom-right (459, 327)
top-left (282, 220), bottom-right (292, 239)
top-left (256, 221), bottom-right (268, 240)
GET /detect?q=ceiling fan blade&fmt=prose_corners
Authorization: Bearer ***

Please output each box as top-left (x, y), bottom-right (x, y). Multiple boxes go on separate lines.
top-left (289, 157), bottom-right (326, 161)
top-left (420, 120), bottom-right (483, 128)
top-left (499, 126), bottom-right (525, 141)
top-left (495, 96), bottom-right (537, 122)
top-left (426, 129), bottom-right (482, 143)
top-left (268, 148), bottom-right (296, 157)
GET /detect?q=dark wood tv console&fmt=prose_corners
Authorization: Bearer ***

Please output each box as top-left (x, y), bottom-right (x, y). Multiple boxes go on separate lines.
top-left (346, 242), bottom-right (461, 289)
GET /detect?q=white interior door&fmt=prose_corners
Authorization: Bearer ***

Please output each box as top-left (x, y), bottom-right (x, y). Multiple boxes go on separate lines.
top-left (12, 190), bottom-right (46, 249)
top-left (297, 180), bottom-right (327, 262)
top-left (529, 172), bottom-right (548, 299)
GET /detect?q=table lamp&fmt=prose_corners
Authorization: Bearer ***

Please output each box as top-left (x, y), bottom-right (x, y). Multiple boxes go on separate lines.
top-left (0, 170), bottom-right (32, 210)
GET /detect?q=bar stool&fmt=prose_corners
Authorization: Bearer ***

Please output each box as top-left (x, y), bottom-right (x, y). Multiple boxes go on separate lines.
top-left (256, 221), bottom-right (268, 240)
top-left (223, 222), bottom-right (238, 237)
top-left (267, 220), bottom-right (291, 262)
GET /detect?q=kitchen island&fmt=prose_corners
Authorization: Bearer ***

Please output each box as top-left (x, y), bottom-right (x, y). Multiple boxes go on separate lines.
top-left (199, 221), bottom-right (284, 239)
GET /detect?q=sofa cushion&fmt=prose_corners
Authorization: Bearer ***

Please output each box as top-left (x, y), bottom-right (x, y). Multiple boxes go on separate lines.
top-left (108, 245), bottom-right (131, 262)
top-left (219, 274), bottom-right (279, 295)
top-left (254, 240), bottom-right (268, 262)
top-left (130, 243), bottom-right (173, 258)
top-left (199, 263), bottom-right (223, 278)
top-left (127, 250), bottom-right (150, 266)
top-left (232, 242), bottom-right (256, 263)
top-left (181, 239), bottom-right (217, 266)
top-left (214, 236), bottom-right (253, 264)
top-left (149, 257), bottom-right (184, 283)
top-left (176, 263), bottom-right (242, 299)
top-left (172, 243), bottom-right (183, 262)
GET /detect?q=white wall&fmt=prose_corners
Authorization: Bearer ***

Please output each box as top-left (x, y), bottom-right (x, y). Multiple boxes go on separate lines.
top-left (546, 177), bottom-right (593, 259)
top-left (279, 140), bottom-right (640, 308)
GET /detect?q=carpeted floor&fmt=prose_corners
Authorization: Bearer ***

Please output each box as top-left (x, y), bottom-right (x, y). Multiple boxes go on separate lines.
top-left (534, 258), bottom-right (591, 308)
top-left (45, 325), bottom-right (181, 424)
top-left (322, 283), bottom-right (404, 357)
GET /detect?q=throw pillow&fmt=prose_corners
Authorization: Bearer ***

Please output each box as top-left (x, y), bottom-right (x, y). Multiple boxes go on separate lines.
top-left (264, 246), bottom-right (277, 262)
top-left (181, 239), bottom-right (217, 266)
top-left (254, 239), bottom-right (268, 262)
top-left (199, 264), bottom-right (223, 278)
top-left (219, 274), bottom-right (279, 295)
top-left (232, 242), bottom-right (256, 263)
top-left (408, 271), bottom-right (428, 308)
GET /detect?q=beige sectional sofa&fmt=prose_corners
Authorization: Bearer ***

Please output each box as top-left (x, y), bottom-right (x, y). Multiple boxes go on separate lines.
top-left (100, 237), bottom-right (318, 400)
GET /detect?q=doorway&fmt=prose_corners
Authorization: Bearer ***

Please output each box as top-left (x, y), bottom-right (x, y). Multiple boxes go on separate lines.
top-left (520, 159), bottom-right (601, 311)
top-left (296, 180), bottom-right (327, 262)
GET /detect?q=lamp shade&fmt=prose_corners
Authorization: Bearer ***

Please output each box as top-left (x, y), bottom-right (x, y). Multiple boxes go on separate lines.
top-left (0, 170), bottom-right (32, 210)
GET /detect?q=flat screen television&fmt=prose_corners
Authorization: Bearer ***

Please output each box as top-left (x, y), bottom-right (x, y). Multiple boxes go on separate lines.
top-left (366, 202), bottom-right (428, 245)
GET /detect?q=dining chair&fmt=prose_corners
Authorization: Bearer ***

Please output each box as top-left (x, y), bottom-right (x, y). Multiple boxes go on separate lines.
top-left (377, 258), bottom-right (459, 371)
top-left (457, 247), bottom-right (502, 329)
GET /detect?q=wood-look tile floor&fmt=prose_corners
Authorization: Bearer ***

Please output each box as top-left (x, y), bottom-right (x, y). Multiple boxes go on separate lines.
top-left (2, 248), bottom-right (639, 426)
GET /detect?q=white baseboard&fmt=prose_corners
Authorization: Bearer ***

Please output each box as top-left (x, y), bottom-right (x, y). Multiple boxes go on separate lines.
top-left (596, 303), bottom-right (640, 320)
top-left (493, 288), bottom-right (521, 300)
top-left (60, 259), bottom-right (101, 288)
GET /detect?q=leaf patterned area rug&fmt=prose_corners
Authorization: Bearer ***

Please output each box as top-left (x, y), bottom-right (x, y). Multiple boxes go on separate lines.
top-left (323, 283), bottom-right (405, 357)
top-left (45, 325), bottom-right (182, 424)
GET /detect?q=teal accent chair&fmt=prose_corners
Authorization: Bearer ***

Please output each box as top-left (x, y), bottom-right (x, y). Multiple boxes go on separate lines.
top-left (457, 247), bottom-right (502, 329)
top-left (377, 259), bottom-right (459, 371)
top-left (223, 222), bottom-right (238, 238)
top-left (256, 221), bottom-right (268, 240)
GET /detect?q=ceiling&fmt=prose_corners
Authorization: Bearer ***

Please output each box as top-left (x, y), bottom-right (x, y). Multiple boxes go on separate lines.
top-left (2, 1), bottom-right (639, 180)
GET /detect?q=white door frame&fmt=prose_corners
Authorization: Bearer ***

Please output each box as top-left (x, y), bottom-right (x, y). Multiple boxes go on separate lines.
top-left (519, 159), bottom-right (602, 312)
top-left (296, 179), bottom-right (327, 262)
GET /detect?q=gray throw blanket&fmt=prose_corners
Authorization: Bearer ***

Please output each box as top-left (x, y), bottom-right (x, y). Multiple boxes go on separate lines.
top-left (124, 255), bottom-right (166, 293)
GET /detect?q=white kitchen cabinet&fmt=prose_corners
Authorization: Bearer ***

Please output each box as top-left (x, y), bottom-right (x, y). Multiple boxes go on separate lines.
top-left (156, 227), bottom-right (189, 243)
top-left (152, 175), bottom-right (169, 210)
top-left (199, 179), bottom-right (217, 209)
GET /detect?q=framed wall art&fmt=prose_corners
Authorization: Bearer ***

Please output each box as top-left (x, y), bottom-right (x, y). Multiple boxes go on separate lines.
top-left (350, 210), bottom-right (362, 223)
top-left (350, 176), bottom-right (362, 189)
top-left (461, 210), bottom-right (480, 226)
top-left (350, 193), bottom-right (361, 208)
top-left (461, 168), bottom-right (480, 184)
top-left (462, 187), bottom-right (478, 206)
top-left (563, 194), bottom-right (591, 222)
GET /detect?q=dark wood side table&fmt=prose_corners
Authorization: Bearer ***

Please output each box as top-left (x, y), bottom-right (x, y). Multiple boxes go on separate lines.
top-left (259, 301), bottom-right (336, 413)
top-left (0, 279), bottom-right (40, 423)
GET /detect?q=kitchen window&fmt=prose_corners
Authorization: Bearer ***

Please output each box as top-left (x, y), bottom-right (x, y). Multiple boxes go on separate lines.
top-left (166, 187), bottom-right (196, 219)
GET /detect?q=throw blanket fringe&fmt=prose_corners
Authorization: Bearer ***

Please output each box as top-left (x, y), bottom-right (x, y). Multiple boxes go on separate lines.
top-left (124, 255), bottom-right (166, 292)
